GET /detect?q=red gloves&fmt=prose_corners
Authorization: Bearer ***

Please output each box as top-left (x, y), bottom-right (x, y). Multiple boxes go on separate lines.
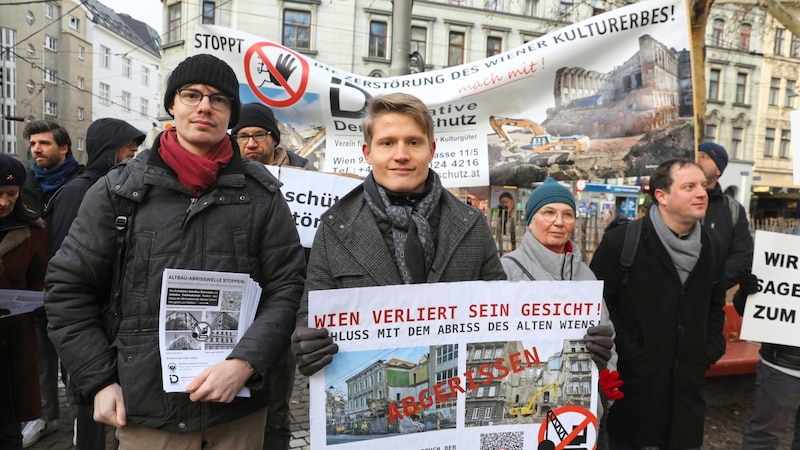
top-left (599, 368), bottom-right (624, 401)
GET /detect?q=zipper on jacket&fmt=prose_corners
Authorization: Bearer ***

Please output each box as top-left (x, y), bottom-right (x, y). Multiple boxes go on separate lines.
top-left (182, 198), bottom-right (198, 229)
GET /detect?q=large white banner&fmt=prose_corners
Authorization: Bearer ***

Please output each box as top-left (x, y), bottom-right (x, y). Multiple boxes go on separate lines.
top-left (307, 280), bottom-right (604, 450)
top-left (193, 0), bottom-right (695, 187)
top-left (740, 230), bottom-right (800, 346)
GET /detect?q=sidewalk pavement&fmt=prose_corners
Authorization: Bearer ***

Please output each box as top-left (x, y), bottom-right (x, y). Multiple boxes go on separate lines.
top-left (28, 371), bottom-right (312, 450)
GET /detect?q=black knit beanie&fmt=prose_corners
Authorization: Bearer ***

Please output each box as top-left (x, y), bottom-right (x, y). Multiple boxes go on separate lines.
top-left (164, 54), bottom-right (241, 127)
top-left (231, 103), bottom-right (281, 145)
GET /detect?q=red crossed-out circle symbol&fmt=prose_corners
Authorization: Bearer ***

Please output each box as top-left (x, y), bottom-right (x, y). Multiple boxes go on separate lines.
top-left (244, 42), bottom-right (309, 108)
top-left (536, 405), bottom-right (597, 450)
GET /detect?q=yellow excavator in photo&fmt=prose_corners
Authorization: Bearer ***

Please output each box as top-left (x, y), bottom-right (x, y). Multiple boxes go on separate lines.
top-left (509, 381), bottom-right (559, 417)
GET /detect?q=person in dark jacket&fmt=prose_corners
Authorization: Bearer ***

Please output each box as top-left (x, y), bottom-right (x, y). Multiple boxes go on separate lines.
top-left (232, 102), bottom-right (309, 168)
top-left (44, 54), bottom-right (305, 449)
top-left (697, 142), bottom-right (754, 290)
top-left (231, 103), bottom-right (302, 450)
top-left (54, 118), bottom-right (145, 449)
top-left (291, 93), bottom-right (506, 377)
top-left (21, 120), bottom-right (82, 448)
top-left (733, 255), bottom-right (800, 448)
top-left (590, 159), bottom-right (726, 450)
top-left (0, 154), bottom-right (48, 449)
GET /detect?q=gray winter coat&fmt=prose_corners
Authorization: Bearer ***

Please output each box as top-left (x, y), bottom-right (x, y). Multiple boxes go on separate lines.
top-left (45, 138), bottom-right (306, 433)
top-left (297, 180), bottom-right (505, 327)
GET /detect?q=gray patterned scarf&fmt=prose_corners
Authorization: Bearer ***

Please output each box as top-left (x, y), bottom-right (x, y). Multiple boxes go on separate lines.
top-left (649, 204), bottom-right (702, 285)
top-left (363, 172), bottom-right (442, 284)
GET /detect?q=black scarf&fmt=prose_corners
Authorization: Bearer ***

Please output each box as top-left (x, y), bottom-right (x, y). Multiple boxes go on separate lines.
top-left (363, 172), bottom-right (442, 284)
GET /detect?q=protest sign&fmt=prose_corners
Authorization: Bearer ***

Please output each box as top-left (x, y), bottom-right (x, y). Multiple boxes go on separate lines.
top-left (740, 230), bottom-right (800, 346)
top-left (307, 280), bottom-right (603, 449)
top-left (264, 166), bottom-right (362, 248)
top-left (192, 0), bottom-right (695, 187)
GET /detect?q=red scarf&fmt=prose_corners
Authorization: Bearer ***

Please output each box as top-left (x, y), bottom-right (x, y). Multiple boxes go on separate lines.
top-left (158, 128), bottom-right (233, 196)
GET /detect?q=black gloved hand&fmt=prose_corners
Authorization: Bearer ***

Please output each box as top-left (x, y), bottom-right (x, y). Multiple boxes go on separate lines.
top-left (583, 325), bottom-right (614, 370)
top-left (291, 327), bottom-right (338, 376)
top-left (739, 273), bottom-right (759, 296)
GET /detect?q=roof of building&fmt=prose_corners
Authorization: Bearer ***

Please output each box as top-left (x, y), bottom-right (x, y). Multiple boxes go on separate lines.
top-left (82, 0), bottom-right (161, 58)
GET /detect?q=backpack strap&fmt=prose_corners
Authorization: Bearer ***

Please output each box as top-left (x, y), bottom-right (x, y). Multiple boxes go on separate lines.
top-left (102, 166), bottom-right (137, 340)
top-left (504, 255), bottom-right (535, 280)
top-left (619, 219), bottom-right (643, 286)
top-left (724, 194), bottom-right (740, 225)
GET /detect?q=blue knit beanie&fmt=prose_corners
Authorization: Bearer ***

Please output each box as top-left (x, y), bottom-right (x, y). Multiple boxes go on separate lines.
top-left (525, 177), bottom-right (575, 224)
top-left (698, 142), bottom-right (728, 173)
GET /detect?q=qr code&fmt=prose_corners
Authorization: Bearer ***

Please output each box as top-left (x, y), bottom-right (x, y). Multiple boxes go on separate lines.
top-left (221, 290), bottom-right (242, 311)
top-left (480, 431), bottom-right (523, 450)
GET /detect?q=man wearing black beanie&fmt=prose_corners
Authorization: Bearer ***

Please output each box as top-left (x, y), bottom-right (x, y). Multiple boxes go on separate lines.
top-left (232, 103), bottom-right (309, 168)
top-left (45, 54), bottom-right (305, 448)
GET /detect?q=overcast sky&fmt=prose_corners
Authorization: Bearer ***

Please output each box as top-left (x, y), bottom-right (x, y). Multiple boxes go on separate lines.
top-left (103, 0), bottom-right (163, 34)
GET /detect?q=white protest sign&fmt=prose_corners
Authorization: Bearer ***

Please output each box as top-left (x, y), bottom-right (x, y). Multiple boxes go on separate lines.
top-left (740, 230), bottom-right (800, 346)
top-left (265, 166), bottom-right (362, 248)
top-left (307, 280), bottom-right (603, 450)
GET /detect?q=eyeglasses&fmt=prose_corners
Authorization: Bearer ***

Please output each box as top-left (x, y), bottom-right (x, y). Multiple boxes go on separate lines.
top-left (176, 88), bottom-right (232, 111)
top-left (537, 209), bottom-right (576, 224)
top-left (235, 131), bottom-right (271, 144)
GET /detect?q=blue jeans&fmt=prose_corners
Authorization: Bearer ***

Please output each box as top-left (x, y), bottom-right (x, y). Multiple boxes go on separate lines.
top-left (741, 361), bottom-right (800, 450)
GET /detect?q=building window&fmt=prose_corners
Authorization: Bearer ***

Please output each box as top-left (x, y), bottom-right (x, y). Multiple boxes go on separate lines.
top-left (494, 347), bottom-right (502, 358)
top-left (704, 124), bottom-right (717, 142)
top-left (436, 344), bottom-right (457, 363)
top-left (448, 31), bottom-right (465, 67)
top-left (141, 98), bottom-right (149, 116)
top-left (202, 1), bottom-right (215, 24)
top-left (780, 130), bottom-right (791, 158)
top-left (45, 4), bottom-right (53, 19)
top-left (711, 19), bottom-right (724, 46)
top-left (735, 72), bottom-right (747, 103)
top-left (731, 127), bottom-right (742, 159)
top-left (44, 68), bottom-right (57, 84)
top-left (69, 16), bottom-right (80, 31)
top-left (472, 408), bottom-right (479, 419)
top-left (473, 348), bottom-right (482, 360)
top-left (101, 46), bottom-right (110, 68)
top-left (708, 69), bottom-right (721, 101)
top-left (141, 66), bottom-right (150, 86)
top-left (77, 76), bottom-right (85, 89)
top-left (764, 128), bottom-right (775, 157)
top-left (76, 137), bottom-right (84, 152)
top-left (488, 386), bottom-right (496, 397)
top-left (558, 0), bottom-right (573, 19)
top-left (122, 57), bottom-right (132, 78)
top-left (78, 45), bottom-right (84, 60)
top-left (792, 34), bottom-right (800, 58)
top-left (100, 82), bottom-right (110, 105)
top-left (476, 387), bottom-right (484, 397)
top-left (368, 21), bottom-right (387, 59)
top-left (45, 35), bottom-right (57, 51)
top-left (167, 3), bottom-right (182, 44)
top-left (486, 0), bottom-right (503, 11)
top-left (785, 80), bottom-right (796, 107)
top-left (45, 101), bottom-right (57, 116)
top-left (77, 107), bottom-right (84, 121)
top-left (486, 36), bottom-right (502, 57)
top-left (739, 23), bottom-right (751, 51)
top-left (484, 407), bottom-right (493, 419)
top-left (122, 91), bottom-right (131, 111)
top-left (775, 28), bottom-right (785, 56)
top-left (769, 78), bottom-right (780, 106)
top-left (283, 10), bottom-right (311, 49)
top-left (451, 0), bottom-right (466, 5)
top-left (411, 26), bottom-right (427, 61)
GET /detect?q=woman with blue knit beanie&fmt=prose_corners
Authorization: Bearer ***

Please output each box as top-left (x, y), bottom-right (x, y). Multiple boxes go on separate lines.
top-left (501, 177), bottom-right (619, 450)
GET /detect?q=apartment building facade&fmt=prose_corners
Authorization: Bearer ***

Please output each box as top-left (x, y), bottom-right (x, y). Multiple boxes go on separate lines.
top-left (0, 0), bottom-right (160, 164)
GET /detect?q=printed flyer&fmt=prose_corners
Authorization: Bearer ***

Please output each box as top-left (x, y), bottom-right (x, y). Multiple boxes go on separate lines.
top-left (307, 280), bottom-right (604, 450)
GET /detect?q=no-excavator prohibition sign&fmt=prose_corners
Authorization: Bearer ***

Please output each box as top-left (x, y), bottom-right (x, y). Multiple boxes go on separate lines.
top-left (537, 405), bottom-right (597, 450)
top-left (244, 42), bottom-right (309, 108)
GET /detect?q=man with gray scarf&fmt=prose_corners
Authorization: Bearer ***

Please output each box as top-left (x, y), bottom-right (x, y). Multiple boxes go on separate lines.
top-left (590, 159), bottom-right (726, 450)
